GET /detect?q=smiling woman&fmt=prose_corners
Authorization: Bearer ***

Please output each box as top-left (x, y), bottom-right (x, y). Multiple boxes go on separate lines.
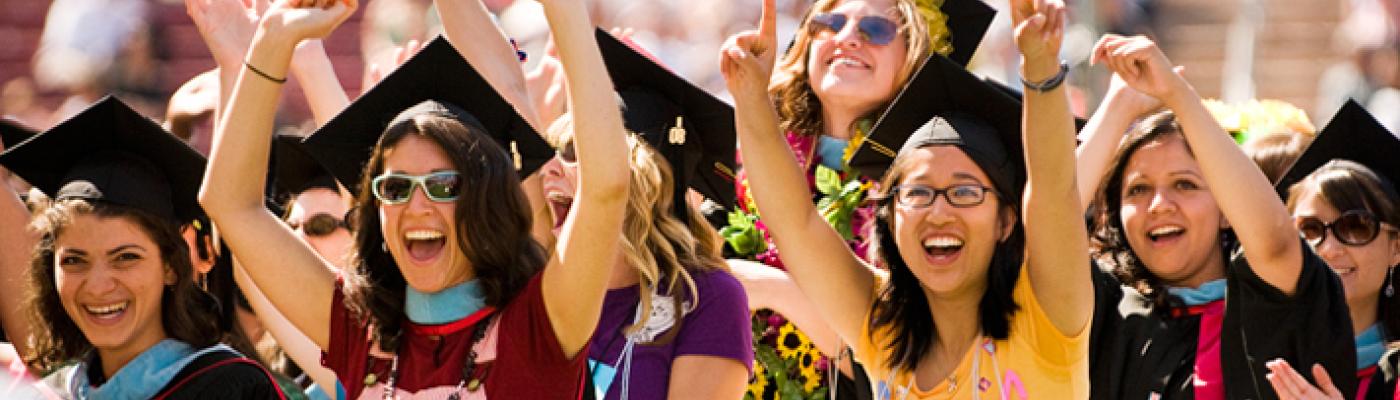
top-left (0, 97), bottom-right (282, 399)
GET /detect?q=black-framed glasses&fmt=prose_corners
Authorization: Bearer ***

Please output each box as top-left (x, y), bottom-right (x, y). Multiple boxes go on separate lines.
top-left (1296, 209), bottom-right (1391, 247)
top-left (808, 12), bottom-right (900, 46)
top-left (289, 212), bottom-right (349, 237)
top-left (370, 171), bottom-right (462, 205)
top-left (890, 184), bottom-right (994, 208)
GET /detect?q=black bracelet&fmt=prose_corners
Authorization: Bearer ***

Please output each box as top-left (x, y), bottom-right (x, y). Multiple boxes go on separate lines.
top-left (1021, 62), bottom-right (1068, 92)
top-left (245, 61), bottom-right (287, 84)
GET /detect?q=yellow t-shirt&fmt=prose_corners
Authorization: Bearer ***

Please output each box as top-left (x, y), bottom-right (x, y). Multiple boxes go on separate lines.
top-left (854, 262), bottom-right (1089, 399)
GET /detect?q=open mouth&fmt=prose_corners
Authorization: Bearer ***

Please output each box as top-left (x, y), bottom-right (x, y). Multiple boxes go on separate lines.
top-left (547, 192), bottom-right (574, 230)
top-left (1330, 266), bottom-right (1357, 277)
top-left (922, 235), bottom-right (964, 262)
top-left (83, 301), bottom-right (129, 323)
top-left (404, 229), bottom-right (446, 262)
top-left (827, 54), bottom-right (870, 69)
top-left (1146, 225), bottom-right (1185, 244)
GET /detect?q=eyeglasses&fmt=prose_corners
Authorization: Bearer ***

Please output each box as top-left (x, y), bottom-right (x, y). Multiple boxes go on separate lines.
top-left (370, 171), bottom-right (462, 205)
top-left (890, 184), bottom-right (994, 208)
top-left (808, 12), bottom-right (900, 46)
top-left (1296, 210), bottom-right (1395, 247)
top-left (289, 212), bottom-right (348, 237)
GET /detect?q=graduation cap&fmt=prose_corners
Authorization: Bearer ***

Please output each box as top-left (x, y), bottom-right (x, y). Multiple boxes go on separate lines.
top-left (1275, 99), bottom-right (1400, 199)
top-left (271, 134), bottom-right (338, 201)
top-left (980, 76), bottom-right (1087, 133)
top-left (302, 35), bottom-right (553, 193)
top-left (0, 118), bottom-right (37, 149)
top-left (848, 54), bottom-right (1024, 199)
top-left (0, 96), bottom-right (207, 225)
top-left (596, 29), bottom-right (738, 220)
top-left (940, 0), bottom-right (998, 66)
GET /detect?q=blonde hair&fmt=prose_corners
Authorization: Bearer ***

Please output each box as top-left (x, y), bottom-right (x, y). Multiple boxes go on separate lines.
top-left (770, 0), bottom-right (932, 136)
top-left (549, 114), bottom-right (727, 340)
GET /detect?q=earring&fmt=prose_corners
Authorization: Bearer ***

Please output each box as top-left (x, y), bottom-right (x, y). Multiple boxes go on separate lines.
top-left (1386, 266), bottom-right (1395, 298)
top-left (381, 241), bottom-right (388, 253)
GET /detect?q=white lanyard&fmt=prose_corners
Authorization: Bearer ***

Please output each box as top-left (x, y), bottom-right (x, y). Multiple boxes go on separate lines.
top-left (885, 336), bottom-right (1002, 400)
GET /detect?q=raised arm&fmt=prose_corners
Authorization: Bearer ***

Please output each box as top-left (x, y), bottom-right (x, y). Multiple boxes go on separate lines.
top-left (232, 260), bottom-right (341, 399)
top-left (1075, 72), bottom-right (1164, 212)
top-left (1099, 35), bottom-right (1302, 293)
top-left (289, 39), bottom-right (350, 126)
top-left (719, 0), bottom-right (873, 345)
top-left (0, 142), bottom-right (35, 357)
top-left (728, 259), bottom-right (844, 356)
top-left (1011, 0), bottom-right (1092, 336)
top-left (198, 0), bottom-right (358, 349)
top-left (435, 0), bottom-right (542, 131)
top-left (535, 0), bottom-right (630, 359)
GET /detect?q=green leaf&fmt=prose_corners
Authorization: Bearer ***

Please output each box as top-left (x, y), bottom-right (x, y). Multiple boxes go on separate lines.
top-left (727, 210), bottom-right (752, 229)
top-left (810, 387), bottom-right (829, 400)
top-left (815, 165), bottom-right (841, 195)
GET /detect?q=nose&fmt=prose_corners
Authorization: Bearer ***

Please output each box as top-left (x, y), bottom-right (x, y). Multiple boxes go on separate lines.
top-left (83, 263), bottom-right (119, 296)
top-left (1314, 233), bottom-right (1348, 262)
top-left (1146, 189), bottom-right (1176, 215)
top-left (405, 183), bottom-right (434, 213)
top-left (831, 17), bottom-right (863, 49)
top-left (920, 195), bottom-right (957, 225)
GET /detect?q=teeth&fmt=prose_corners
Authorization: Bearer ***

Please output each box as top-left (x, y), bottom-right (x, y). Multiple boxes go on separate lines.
top-left (922, 236), bottom-right (964, 249)
top-left (545, 192), bottom-right (573, 203)
top-left (405, 230), bottom-right (444, 241)
top-left (1149, 226), bottom-right (1184, 237)
top-left (84, 302), bottom-right (128, 315)
top-left (830, 56), bottom-right (865, 67)
top-left (1332, 267), bottom-right (1356, 275)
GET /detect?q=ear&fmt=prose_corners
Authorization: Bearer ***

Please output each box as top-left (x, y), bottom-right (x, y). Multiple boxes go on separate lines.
top-left (164, 265), bottom-right (178, 286)
top-left (1388, 232), bottom-right (1400, 267)
top-left (999, 206), bottom-right (1018, 242)
top-left (180, 226), bottom-right (216, 274)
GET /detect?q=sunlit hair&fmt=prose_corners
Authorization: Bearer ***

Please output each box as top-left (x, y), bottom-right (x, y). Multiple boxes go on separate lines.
top-left (344, 112), bottom-right (546, 352)
top-left (1285, 160), bottom-right (1400, 337)
top-left (1242, 132), bottom-right (1311, 184)
top-left (24, 199), bottom-right (221, 372)
top-left (865, 145), bottom-right (1023, 371)
top-left (770, 0), bottom-right (931, 137)
top-left (547, 114), bottom-right (728, 342)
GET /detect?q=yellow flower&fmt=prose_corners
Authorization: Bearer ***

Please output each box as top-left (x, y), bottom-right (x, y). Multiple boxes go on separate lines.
top-left (748, 361), bottom-right (770, 398)
top-left (915, 0), bottom-right (953, 57)
top-left (798, 348), bottom-right (824, 393)
top-left (775, 323), bottom-right (813, 360)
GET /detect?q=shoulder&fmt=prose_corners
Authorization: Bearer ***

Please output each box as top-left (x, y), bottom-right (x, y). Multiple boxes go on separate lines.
top-left (157, 349), bottom-right (283, 399)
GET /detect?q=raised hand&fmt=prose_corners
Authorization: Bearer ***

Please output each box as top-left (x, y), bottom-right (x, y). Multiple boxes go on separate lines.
top-left (186, 0), bottom-right (262, 68)
top-left (362, 39), bottom-right (422, 89)
top-left (258, 0), bottom-right (357, 46)
top-left (1090, 34), bottom-right (1186, 103)
top-left (1266, 359), bottom-right (1345, 400)
top-left (719, 0), bottom-right (777, 100)
top-left (1010, 0), bottom-right (1067, 65)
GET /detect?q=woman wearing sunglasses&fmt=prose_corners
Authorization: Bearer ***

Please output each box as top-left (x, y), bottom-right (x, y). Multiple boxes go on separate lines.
top-left (1081, 35), bottom-right (1356, 399)
top-left (199, 0), bottom-right (629, 398)
top-left (1257, 101), bottom-right (1400, 400)
top-left (721, 0), bottom-right (1094, 397)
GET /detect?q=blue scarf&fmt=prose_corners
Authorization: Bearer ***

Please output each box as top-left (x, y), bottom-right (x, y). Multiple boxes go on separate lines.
top-left (68, 339), bottom-right (234, 399)
top-left (405, 280), bottom-right (485, 324)
top-left (816, 135), bottom-right (849, 171)
top-left (1168, 279), bottom-right (1227, 306)
top-left (1357, 324), bottom-right (1385, 370)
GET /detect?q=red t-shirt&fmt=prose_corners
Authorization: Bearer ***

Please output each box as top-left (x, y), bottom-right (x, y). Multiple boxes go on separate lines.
top-left (323, 273), bottom-right (587, 399)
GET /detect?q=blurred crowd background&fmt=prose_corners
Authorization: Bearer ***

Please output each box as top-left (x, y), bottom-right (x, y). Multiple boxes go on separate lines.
top-left (0, 0), bottom-right (1395, 141)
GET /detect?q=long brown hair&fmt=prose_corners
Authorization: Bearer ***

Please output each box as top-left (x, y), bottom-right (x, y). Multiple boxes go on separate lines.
top-left (1285, 160), bottom-right (1400, 337)
top-left (25, 199), bottom-right (222, 373)
top-left (342, 112), bottom-right (546, 352)
top-left (770, 0), bottom-right (931, 137)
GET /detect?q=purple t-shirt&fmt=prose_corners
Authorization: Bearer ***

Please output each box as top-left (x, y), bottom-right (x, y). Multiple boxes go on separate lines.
top-left (587, 268), bottom-right (753, 399)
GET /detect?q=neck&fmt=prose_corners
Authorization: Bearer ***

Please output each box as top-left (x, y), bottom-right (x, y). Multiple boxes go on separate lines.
top-left (96, 332), bottom-right (168, 379)
top-left (607, 251), bottom-right (640, 289)
top-left (821, 106), bottom-right (867, 140)
top-left (1350, 295), bottom-right (1380, 336)
top-left (924, 287), bottom-right (982, 362)
top-left (1167, 245), bottom-right (1229, 289)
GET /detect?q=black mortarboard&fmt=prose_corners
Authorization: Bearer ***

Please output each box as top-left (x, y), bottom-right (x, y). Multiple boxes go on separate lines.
top-left (596, 29), bottom-right (738, 217)
top-left (0, 118), bottom-right (37, 149)
top-left (941, 0), bottom-right (998, 66)
top-left (0, 96), bottom-right (207, 225)
top-left (302, 36), bottom-right (553, 192)
top-left (848, 54), bottom-right (1024, 199)
top-left (272, 134), bottom-right (338, 200)
top-left (1275, 99), bottom-right (1400, 199)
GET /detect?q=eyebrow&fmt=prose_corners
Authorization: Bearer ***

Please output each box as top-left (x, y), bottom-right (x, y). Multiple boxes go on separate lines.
top-left (105, 244), bottom-right (145, 256)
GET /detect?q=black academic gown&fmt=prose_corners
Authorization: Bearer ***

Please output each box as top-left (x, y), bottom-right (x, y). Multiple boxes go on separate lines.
top-left (152, 348), bottom-right (284, 399)
top-left (1089, 239), bottom-right (1357, 400)
top-left (1361, 347), bottom-right (1399, 400)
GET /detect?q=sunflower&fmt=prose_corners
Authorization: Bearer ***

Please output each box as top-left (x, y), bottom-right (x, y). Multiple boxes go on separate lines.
top-left (747, 361), bottom-right (771, 399)
top-left (775, 322), bottom-right (813, 360)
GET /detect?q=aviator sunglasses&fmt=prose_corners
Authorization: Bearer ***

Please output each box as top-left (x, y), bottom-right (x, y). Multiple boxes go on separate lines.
top-left (1295, 209), bottom-right (1394, 247)
top-left (371, 171), bottom-right (463, 204)
top-left (808, 12), bottom-right (900, 46)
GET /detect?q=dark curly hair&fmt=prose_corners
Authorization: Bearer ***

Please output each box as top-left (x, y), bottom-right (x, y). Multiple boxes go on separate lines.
top-left (342, 112), bottom-right (546, 353)
top-left (866, 147), bottom-right (1023, 371)
top-left (25, 199), bottom-right (222, 373)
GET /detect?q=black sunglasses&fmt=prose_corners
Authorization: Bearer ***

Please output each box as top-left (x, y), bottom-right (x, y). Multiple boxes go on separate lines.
top-left (808, 12), bottom-right (900, 46)
top-left (1296, 209), bottom-right (1392, 247)
top-left (290, 212), bottom-right (349, 237)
